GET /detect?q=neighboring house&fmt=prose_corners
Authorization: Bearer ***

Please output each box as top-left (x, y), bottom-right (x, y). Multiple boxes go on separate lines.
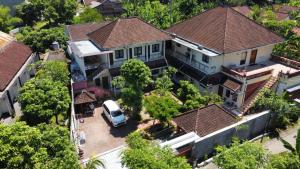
top-left (273, 4), bottom-right (300, 21)
top-left (0, 31), bottom-right (38, 118)
top-left (66, 17), bottom-right (171, 90)
top-left (83, 0), bottom-right (124, 17)
top-left (166, 7), bottom-right (300, 114)
top-left (233, 6), bottom-right (252, 17)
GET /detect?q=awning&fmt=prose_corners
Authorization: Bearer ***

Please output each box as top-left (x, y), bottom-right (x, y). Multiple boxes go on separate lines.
top-left (223, 79), bottom-right (241, 92)
top-left (74, 90), bottom-right (96, 105)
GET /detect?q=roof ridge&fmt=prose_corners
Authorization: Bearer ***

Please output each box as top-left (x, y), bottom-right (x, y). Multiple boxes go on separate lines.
top-left (223, 7), bottom-right (230, 54)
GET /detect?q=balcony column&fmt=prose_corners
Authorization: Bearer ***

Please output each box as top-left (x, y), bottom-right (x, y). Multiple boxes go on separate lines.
top-left (189, 49), bottom-right (193, 64)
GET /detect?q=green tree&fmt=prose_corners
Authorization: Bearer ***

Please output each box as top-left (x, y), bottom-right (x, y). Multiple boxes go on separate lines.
top-left (17, 27), bottom-right (68, 53)
top-left (36, 61), bottom-right (70, 85)
top-left (85, 156), bottom-right (105, 169)
top-left (18, 77), bottom-right (71, 125)
top-left (155, 67), bottom-right (176, 94)
top-left (73, 7), bottom-right (103, 24)
top-left (266, 152), bottom-right (300, 169)
top-left (122, 132), bottom-right (192, 169)
top-left (144, 94), bottom-right (180, 125)
top-left (16, 0), bottom-right (77, 26)
top-left (0, 122), bottom-right (79, 169)
top-left (0, 5), bottom-right (22, 32)
top-left (280, 128), bottom-right (300, 158)
top-left (177, 80), bottom-right (222, 110)
top-left (112, 59), bottom-right (152, 117)
top-left (254, 89), bottom-right (300, 128)
top-left (214, 139), bottom-right (268, 169)
top-left (273, 35), bottom-right (300, 61)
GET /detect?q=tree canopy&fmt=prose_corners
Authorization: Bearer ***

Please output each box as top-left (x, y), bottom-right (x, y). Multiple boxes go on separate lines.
top-left (0, 5), bottom-right (22, 32)
top-left (155, 67), bottom-right (176, 94)
top-left (112, 59), bottom-right (152, 117)
top-left (16, 0), bottom-right (77, 26)
top-left (0, 122), bottom-right (79, 169)
top-left (214, 139), bottom-right (268, 169)
top-left (122, 132), bottom-right (192, 169)
top-left (36, 60), bottom-right (70, 85)
top-left (18, 77), bottom-right (71, 125)
top-left (144, 93), bottom-right (180, 124)
top-left (17, 27), bottom-right (68, 53)
top-left (73, 7), bottom-right (103, 24)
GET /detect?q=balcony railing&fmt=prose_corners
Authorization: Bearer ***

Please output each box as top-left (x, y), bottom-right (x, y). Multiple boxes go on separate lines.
top-left (172, 51), bottom-right (209, 73)
top-left (221, 66), bottom-right (273, 81)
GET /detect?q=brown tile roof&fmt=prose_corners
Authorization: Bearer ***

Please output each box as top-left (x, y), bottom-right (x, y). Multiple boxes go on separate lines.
top-left (0, 41), bottom-right (33, 91)
top-left (173, 104), bottom-right (237, 137)
top-left (273, 5), bottom-right (300, 14)
top-left (88, 17), bottom-right (172, 49)
top-left (66, 22), bottom-right (111, 41)
top-left (167, 7), bottom-right (284, 54)
top-left (275, 12), bottom-right (289, 21)
top-left (74, 90), bottom-right (96, 104)
top-left (223, 79), bottom-right (241, 91)
top-left (233, 6), bottom-right (252, 17)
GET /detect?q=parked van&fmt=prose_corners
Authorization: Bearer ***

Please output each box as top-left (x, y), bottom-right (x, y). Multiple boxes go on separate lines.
top-left (102, 100), bottom-right (126, 127)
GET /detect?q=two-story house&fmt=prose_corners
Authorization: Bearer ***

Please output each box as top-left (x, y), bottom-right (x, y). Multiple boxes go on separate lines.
top-left (66, 17), bottom-right (171, 90)
top-left (0, 31), bottom-right (38, 118)
top-left (165, 7), bottom-right (300, 114)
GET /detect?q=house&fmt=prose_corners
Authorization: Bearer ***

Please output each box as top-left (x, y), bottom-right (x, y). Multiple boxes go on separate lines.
top-left (233, 6), bottom-right (252, 17)
top-left (166, 7), bottom-right (300, 114)
top-left (66, 17), bottom-right (171, 90)
top-left (83, 0), bottom-right (124, 17)
top-left (272, 4), bottom-right (300, 21)
top-left (0, 31), bottom-right (38, 118)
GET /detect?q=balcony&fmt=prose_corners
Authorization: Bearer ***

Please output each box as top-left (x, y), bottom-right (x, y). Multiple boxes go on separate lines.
top-left (222, 61), bottom-right (298, 81)
top-left (171, 51), bottom-right (209, 73)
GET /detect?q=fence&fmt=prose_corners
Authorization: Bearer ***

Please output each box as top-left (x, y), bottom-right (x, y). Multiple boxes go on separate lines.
top-left (191, 111), bottom-right (271, 160)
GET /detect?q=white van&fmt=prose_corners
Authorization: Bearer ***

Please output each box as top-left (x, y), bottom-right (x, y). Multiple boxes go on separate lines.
top-left (102, 100), bottom-right (126, 127)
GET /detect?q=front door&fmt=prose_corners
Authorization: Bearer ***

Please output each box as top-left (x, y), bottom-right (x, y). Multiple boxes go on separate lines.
top-left (109, 53), bottom-right (114, 66)
top-left (102, 76), bottom-right (109, 89)
top-left (129, 48), bottom-right (133, 59)
top-left (250, 49), bottom-right (257, 65)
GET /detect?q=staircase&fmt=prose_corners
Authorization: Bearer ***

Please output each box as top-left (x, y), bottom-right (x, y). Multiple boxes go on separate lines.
top-left (242, 76), bottom-right (278, 114)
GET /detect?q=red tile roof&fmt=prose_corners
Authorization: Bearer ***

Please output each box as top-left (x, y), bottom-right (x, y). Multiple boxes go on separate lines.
top-left (167, 7), bottom-right (284, 54)
top-left (233, 6), bottom-right (252, 17)
top-left (173, 104), bottom-right (237, 137)
top-left (74, 90), bottom-right (96, 104)
top-left (66, 22), bottom-right (111, 41)
top-left (88, 17), bottom-right (172, 49)
top-left (273, 5), bottom-right (300, 14)
top-left (275, 12), bottom-right (289, 21)
top-left (0, 41), bottom-right (33, 91)
top-left (223, 79), bottom-right (241, 91)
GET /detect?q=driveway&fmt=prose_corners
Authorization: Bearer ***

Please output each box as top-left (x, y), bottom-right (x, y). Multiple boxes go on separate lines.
top-left (78, 107), bottom-right (138, 159)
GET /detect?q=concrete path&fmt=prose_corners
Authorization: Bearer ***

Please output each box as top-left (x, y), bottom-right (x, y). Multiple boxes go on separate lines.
top-left (263, 124), bottom-right (300, 154)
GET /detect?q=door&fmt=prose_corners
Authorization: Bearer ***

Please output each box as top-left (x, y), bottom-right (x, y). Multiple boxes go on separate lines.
top-left (95, 78), bottom-right (101, 86)
top-left (102, 76), bottom-right (109, 89)
top-left (250, 49), bottom-right (257, 65)
top-left (129, 48), bottom-right (133, 59)
top-left (218, 86), bottom-right (223, 96)
top-left (109, 53), bottom-right (114, 66)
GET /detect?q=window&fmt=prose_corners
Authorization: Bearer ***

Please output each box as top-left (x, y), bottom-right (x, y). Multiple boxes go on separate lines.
top-left (240, 52), bottom-right (247, 65)
top-left (115, 49), bottom-right (124, 59)
top-left (134, 46), bottom-right (142, 56)
top-left (187, 48), bottom-right (191, 52)
top-left (232, 93), bottom-right (238, 102)
top-left (152, 44), bottom-right (160, 53)
top-left (151, 69), bottom-right (160, 75)
top-left (226, 89), bottom-right (230, 98)
top-left (176, 43), bottom-right (181, 47)
top-left (202, 54), bottom-right (209, 63)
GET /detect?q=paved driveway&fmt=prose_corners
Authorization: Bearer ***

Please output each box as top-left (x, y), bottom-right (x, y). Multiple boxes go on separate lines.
top-left (79, 107), bottom-right (138, 159)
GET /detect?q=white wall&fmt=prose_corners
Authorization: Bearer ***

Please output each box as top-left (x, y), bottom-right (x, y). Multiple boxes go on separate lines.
top-left (277, 75), bottom-right (300, 94)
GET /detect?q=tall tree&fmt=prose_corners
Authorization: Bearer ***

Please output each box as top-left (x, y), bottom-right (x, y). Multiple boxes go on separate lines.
top-left (122, 132), bottom-right (192, 169)
top-left (214, 139), bottom-right (268, 169)
top-left (0, 122), bottom-right (79, 169)
top-left (18, 77), bottom-right (71, 125)
top-left (36, 61), bottom-right (70, 85)
top-left (112, 59), bottom-right (152, 117)
top-left (144, 94), bottom-right (180, 125)
top-left (74, 7), bottom-right (103, 24)
top-left (155, 67), bottom-right (177, 94)
top-left (0, 5), bottom-right (22, 32)
top-left (16, 0), bottom-right (77, 26)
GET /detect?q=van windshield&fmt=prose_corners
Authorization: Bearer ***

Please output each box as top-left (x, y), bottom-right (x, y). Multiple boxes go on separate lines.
top-left (111, 110), bottom-right (123, 117)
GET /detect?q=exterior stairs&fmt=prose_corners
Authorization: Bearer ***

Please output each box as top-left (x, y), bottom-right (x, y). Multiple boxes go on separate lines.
top-left (242, 76), bottom-right (278, 114)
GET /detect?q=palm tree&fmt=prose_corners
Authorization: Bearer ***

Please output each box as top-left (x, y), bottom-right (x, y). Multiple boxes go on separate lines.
top-left (280, 128), bottom-right (300, 158)
top-left (85, 156), bottom-right (105, 169)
